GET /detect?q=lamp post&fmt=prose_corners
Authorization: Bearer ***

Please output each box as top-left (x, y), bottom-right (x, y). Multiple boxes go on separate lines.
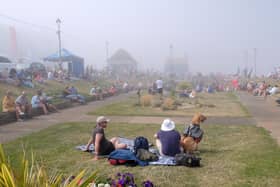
top-left (56, 18), bottom-right (62, 70)
top-left (253, 48), bottom-right (257, 77)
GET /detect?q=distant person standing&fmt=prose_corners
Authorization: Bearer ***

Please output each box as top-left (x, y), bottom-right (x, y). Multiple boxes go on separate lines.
top-left (156, 78), bottom-right (163, 98)
top-left (47, 71), bottom-right (53, 80)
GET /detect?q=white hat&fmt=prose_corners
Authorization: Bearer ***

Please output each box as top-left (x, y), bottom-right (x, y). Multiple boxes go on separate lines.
top-left (96, 116), bottom-right (110, 124)
top-left (161, 119), bottom-right (175, 131)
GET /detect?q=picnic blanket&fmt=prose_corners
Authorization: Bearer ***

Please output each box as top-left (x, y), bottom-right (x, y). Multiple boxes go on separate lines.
top-left (149, 155), bottom-right (176, 166)
top-left (76, 138), bottom-right (177, 166)
top-left (75, 137), bottom-right (134, 153)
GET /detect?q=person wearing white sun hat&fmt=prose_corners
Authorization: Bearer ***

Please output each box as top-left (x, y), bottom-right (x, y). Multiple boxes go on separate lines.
top-left (154, 118), bottom-right (181, 156)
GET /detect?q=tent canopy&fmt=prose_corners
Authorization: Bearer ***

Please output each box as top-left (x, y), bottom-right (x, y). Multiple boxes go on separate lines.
top-left (43, 48), bottom-right (84, 77)
top-left (43, 48), bottom-right (83, 62)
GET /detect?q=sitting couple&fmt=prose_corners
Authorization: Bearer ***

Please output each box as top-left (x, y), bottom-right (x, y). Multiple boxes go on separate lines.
top-left (154, 113), bottom-right (207, 156)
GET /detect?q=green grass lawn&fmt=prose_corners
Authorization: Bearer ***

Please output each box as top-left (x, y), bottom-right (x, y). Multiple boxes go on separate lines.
top-left (89, 92), bottom-right (250, 117)
top-left (3, 122), bottom-right (280, 187)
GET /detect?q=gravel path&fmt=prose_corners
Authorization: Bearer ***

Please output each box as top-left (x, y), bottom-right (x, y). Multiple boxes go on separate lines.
top-left (237, 92), bottom-right (280, 144)
top-left (0, 93), bottom-right (132, 143)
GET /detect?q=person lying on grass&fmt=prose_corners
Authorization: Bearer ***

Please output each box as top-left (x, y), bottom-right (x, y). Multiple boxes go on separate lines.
top-left (85, 116), bottom-right (127, 160)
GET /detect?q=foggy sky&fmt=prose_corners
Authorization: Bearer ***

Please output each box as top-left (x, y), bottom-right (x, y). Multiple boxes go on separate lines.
top-left (1, 0), bottom-right (280, 75)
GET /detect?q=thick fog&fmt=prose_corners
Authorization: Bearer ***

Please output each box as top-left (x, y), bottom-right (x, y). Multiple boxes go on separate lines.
top-left (0, 0), bottom-right (280, 75)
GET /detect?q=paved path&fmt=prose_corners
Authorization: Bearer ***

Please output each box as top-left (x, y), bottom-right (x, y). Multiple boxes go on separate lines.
top-left (238, 92), bottom-right (280, 144)
top-left (0, 92), bottom-right (256, 143)
top-left (0, 93), bottom-right (132, 143)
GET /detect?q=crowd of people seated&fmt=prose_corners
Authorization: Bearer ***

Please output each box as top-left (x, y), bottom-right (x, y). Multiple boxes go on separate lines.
top-left (246, 81), bottom-right (279, 97)
top-left (2, 90), bottom-right (59, 122)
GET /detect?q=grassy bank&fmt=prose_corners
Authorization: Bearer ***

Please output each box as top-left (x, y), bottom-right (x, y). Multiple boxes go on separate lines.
top-left (89, 92), bottom-right (249, 117)
top-left (3, 122), bottom-right (280, 186)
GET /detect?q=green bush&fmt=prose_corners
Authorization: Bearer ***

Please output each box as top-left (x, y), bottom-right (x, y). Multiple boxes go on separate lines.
top-left (177, 81), bottom-right (192, 90)
top-left (0, 144), bottom-right (99, 187)
top-left (140, 95), bottom-right (153, 107)
top-left (161, 98), bottom-right (177, 110)
top-left (151, 98), bottom-right (162, 108)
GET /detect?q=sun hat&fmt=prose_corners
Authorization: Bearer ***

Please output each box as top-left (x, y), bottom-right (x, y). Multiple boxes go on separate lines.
top-left (96, 116), bottom-right (110, 124)
top-left (161, 119), bottom-right (175, 131)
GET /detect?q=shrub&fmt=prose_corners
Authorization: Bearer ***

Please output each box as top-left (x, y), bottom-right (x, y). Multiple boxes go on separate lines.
top-left (0, 144), bottom-right (99, 187)
top-left (151, 98), bottom-right (162, 108)
top-left (173, 99), bottom-right (183, 106)
top-left (169, 89), bottom-right (176, 98)
top-left (140, 95), bottom-right (153, 107)
top-left (177, 81), bottom-right (192, 90)
top-left (161, 98), bottom-right (177, 110)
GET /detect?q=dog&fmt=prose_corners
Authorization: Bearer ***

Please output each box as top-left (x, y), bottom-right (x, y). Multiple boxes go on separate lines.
top-left (181, 113), bottom-right (207, 153)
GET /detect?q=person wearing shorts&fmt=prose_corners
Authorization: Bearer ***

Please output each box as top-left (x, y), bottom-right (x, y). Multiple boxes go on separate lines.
top-left (85, 116), bottom-right (127, 160)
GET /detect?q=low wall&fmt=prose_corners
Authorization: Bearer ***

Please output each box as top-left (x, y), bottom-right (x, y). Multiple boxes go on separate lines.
top-left (0, 91), bottom-right (119, 126)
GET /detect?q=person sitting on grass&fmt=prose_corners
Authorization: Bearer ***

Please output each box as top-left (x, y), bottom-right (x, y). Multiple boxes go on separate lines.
top-left (84, 116), bottom-right (127, 160)
top-left (15, 91), bottom-right (32, 119)
top-left (31, 90), bottom-right (49, 115)
top-left (154, 119), bottom-right (181, 157)
top-left (2, 90), bottom-right (20, 120)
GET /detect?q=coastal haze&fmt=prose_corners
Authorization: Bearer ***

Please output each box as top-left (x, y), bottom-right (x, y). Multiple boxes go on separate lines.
top-left (0, 0), bottom-right (279, 74)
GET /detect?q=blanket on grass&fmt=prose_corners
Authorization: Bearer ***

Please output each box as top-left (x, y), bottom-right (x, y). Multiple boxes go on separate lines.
top-left (76, 137), bottom-right (176, 166)
top-left (75, 137), bottom-right (134, 153)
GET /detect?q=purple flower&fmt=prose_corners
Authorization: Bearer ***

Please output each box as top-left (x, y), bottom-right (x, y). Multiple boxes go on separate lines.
top-left (118, 179), bottom-right (125, 185)
top-left (142, 180), bottom-right (154, 187)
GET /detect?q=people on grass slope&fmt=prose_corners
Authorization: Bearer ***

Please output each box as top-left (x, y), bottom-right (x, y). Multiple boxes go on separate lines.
top-left (31, 89), bottom-right (59, 115)
top-left (2, 89), bottom-right (59, 122)
top-left (62, 85), bottom-right (85, 104)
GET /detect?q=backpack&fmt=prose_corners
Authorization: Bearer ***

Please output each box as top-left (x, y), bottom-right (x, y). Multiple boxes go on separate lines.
top-left (136, 148), bottom-right (158, 161)
top-left (133, 136), bottom-right (149, 154)
top-left (175, 153), bottom-right (201, 167)
top-left (183, 124), bottom-right (204, 140)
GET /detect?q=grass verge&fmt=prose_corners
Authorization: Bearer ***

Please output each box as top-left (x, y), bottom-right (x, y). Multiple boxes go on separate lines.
top-left (89, 92), bottom-right (250, 117)
top-left (3, 122), bottom-right (280, 186)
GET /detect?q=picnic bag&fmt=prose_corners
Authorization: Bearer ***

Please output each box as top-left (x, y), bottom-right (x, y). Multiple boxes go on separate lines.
top-left (175, 153), bottom-right (201, 167)
top-left (108, 158), bottom-right (137, 166)
top-left (108, 149), bottom-right (142, 167)
top-left (136, 148), bottom-right (158, 161)
top-left (133, 136), bottom-right (149, 154)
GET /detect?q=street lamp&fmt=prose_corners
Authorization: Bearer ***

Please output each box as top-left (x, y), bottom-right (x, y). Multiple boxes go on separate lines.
top-left (56, 18), bottom-right (62, 70)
